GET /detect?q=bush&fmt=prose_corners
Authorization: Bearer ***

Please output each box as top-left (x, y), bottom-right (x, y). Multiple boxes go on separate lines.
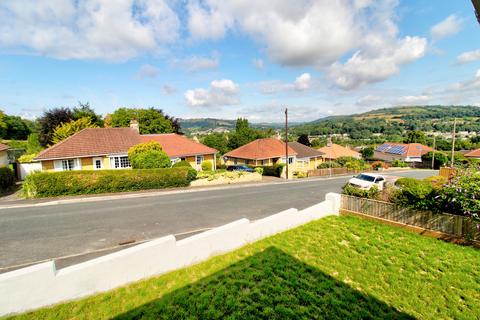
top-left (293, 171), bottom-right (307, 178)
top-left (254, 167), bottom-right (264, 175)
top-left (317, 161), bottom-right (341, 169)
top-left (391, 159), bottom-right (408, 168)
top-left (371, 161), bottom-right (388, 170)
top-left (393, 178), bottom-right (434, 210)
top-left (172, 160), bottom-right (192, 168)
top-left (342, 184), bottom-right (380, 199)
top-left (262, 164), bottom-right (285, 177)
top-left (128, 141), bottom-right (171, 169)
top-left (201, 161), bottom-right (212, 171)
top-left (22, 168), bottom-right (194, 198)
top-left (17, 153), bottom-right (38, 163)
top-left (0, 167), bottom-right (15, 192)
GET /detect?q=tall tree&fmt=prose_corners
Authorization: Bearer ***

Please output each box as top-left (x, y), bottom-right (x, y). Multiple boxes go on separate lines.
top-left (0, 110), bottom-right (8, 138)
top-left (360, 147), bottom-right (374, 160)
top-left (228, 118), bottom-right (259, 149)
top-left (110, 107), bottom-right (180, 134)
top-left (38, 107), bottom-right (73, 146)
top-left (51, 117), bottom-right (99, 145)
top-left (297, 134), bottom-right (311, 146)
top-left (4, 115), bottom-right (31, 140)
top-left (202, 133), bottom-right (229, 154)
top-left (72, 102), bottom-right (104, 127)
top-left (404, 130), bottom-right (427, 144)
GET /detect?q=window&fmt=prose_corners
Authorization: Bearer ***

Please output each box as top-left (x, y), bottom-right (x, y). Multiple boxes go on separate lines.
top-left (262, 159), bottom-right (269, 166)
top-left (62, 159), bottom-right (75, 171)
top-left (110, 156), bottom-right (131, 169)
top-left (196, 155), bottom-right (204, 165)
top-left (288, 157), bottom-right (294, 165)
top-left (233, 159), bottom-right (238, 165)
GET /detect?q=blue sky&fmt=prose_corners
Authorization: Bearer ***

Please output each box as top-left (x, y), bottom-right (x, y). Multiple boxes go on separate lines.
top-left (0, 0), bottom-right (479, 122)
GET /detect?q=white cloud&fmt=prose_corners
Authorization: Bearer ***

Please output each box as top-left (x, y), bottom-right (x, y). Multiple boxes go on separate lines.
top-left (356, 95), bottom-right (382, 107)
top-left (184, 79), bottom-right (239, 107)
top-left (294, 73), bottom-right (311, 91)
top-left (252, 58), bottom-right (264, 70)
top-left (456, 49), bottom-right (480, 64)
top-left (137, 64), bottom-right (160, 78)
top-left (186, 0), bottom-right (233, 41)
top-left (173, 52), bottom-right (220, 72)
top-left (431, 15), bottom-right (462, 41)
top-left (446, 69), bottom-right (480, 93)
top-left (258, 73), bottom-right (312, 94)
top-left (0, 0), bottom-right (180, 61)
top-left (396, 95), bottom-right (431, 105)
top-left (162, 84), bottom-right (176, 94)
top-left (327, 36), bottom-right (427, 90)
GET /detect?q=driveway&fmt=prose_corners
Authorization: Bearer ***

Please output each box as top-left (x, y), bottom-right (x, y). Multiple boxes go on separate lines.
top-left (0, 170), bottom-right (437, 271)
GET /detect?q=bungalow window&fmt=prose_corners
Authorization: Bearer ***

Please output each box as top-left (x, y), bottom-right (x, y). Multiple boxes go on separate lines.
top-left (196, 155), bottom-right (204, 165)
top-left (262, 159), bottom-right (269, 166)
top-left (110, 156), bottom-right (131, 169)
top-left (62, 159), bottom-right (75, 171)
top-left (93, 158), bottom-right (103, 170)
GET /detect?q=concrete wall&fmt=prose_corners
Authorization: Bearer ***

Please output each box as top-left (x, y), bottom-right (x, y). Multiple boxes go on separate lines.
top-left (0, 193), bottom-right (341, 316)
top-left (18, 162), bottom-right (42, 180)
top-left (0, 150), bottom-right (8, 167)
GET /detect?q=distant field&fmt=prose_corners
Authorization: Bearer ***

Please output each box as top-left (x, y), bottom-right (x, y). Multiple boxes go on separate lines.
top-left (9, 215), bottom-right (480, 320)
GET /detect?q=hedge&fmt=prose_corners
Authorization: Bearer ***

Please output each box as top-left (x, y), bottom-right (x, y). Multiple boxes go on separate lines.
top-left (260, 164), bottom-right (285, 177)
top-left (0, 167), bottom-right (15, 192)
top-left (22, 167), bottom-right (195, 198)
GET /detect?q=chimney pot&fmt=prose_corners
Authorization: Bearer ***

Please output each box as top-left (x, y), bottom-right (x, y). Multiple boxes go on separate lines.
top-left (130, 120), bottom-right (139, 133)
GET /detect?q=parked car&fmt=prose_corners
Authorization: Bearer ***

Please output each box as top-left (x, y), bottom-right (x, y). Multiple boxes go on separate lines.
top-left (226, 165), bottom-right (255, 173)
top-left (348, 173), bottom-right (386, 190)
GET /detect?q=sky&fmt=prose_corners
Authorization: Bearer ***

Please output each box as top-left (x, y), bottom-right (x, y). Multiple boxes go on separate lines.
top-left (0, 0), bottom-right (479, 123)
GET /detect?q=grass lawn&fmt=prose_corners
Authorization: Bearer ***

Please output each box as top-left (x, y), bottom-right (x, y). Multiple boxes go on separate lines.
top-left (5, 215), bottom-right (480, 320)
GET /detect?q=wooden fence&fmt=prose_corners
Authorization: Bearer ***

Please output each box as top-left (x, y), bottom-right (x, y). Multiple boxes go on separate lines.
top-left (340, 194), bottom-right (479, 240)
top-left (307, 168), bottom-right (362, 177)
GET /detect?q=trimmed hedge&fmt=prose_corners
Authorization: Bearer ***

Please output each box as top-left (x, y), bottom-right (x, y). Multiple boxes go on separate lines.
top-left (0, 167), bottom-right (15, 192)
top-left (261, 164), bottom-right (285, 177)
top-left (22, 167), bottom-right (195, 198)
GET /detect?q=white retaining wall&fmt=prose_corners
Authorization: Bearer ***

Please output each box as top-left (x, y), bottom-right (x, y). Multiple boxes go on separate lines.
top-left (0, 192), bottom-right (341, 316)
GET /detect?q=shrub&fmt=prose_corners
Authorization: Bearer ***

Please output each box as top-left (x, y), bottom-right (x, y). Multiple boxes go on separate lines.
top-left (342, 184), bottom-right (380, 199)
top-left (22, 168), bottom-right (194, 198)
top-left (17, 153), bottom-right (38, 163)
top-left (201, 161), bottom-right (212, 171)
top-left (317, 161), bottom-right (341, 169)
top-left (128, 141), bottom-right (171, 169)
top-left (391, 159), bottom-right (408, 168)
top-left (262, 164), bottom-right (285, 177)
top-left (293, 171), bottom-right (307, 178)
top-left (393, 178), bottom-right (434, 210)
top-left (422, 151), bottom-right (448, 169)
top-left (172, 160), bottom-right (192, 168)
top-left (0, 167), bottom-right (15, 192)
top-left (254, 167), bottom-right (264, 175)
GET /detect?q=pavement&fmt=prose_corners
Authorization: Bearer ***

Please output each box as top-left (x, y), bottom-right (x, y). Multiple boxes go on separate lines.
top-left (0, 169), bottom-right (437, 272)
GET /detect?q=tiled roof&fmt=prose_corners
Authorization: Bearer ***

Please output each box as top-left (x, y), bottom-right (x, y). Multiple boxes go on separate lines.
top-left (224, 138), bottom-right (297, 160)
top-left (141, 134), bottom-right (217, 157)
top-left (0, 143), bottom-right (9, 152)
top-left (35, 128), bottom-right (217, 161)
top-left (317, 143), bottom-right (361, 160)
top-left (465, 148), bottom-right (480, 158)
top-left (288, 141), bottom-right (324, 158)
top-left (375, 143), bottom-right (432, 157)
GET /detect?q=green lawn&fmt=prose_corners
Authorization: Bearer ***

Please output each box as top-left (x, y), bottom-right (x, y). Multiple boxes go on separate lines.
top-left (6, 215), bottom-right (480, 320)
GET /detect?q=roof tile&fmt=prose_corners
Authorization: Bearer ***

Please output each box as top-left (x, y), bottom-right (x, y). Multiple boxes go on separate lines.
top-left (224, 138), bottom-right (297, 160)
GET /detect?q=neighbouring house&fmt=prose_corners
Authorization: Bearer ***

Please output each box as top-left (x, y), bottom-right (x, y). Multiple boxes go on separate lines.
top-left (464, 148), bottom-right (480, 159)
top-left (34, 124), bottom-right (218, 172)
top-left (223, 138), bottom-right (298, 167)
top-left (287, 141), bottom-right (325, 170)
top-left (317, 142), bottom-right (361, 160)
top-left (0, 143), bottom-right (9, 167)
top-left (374, 143), bottom-right (432, 163)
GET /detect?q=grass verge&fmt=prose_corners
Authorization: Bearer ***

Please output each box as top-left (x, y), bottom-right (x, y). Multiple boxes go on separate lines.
top-left (5, 215), bottom-right (480, 319)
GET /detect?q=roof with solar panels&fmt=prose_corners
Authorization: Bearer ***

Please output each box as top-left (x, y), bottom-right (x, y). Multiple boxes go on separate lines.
top-left (375, 143), bottom-right (433, 158)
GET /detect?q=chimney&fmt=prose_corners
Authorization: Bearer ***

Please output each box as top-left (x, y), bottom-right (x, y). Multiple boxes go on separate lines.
top-left (130, 120), bottom-right (139, 133)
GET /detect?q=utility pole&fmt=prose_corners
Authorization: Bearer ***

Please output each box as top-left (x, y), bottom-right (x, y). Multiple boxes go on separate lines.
top-left (450, 118), bottom-right (457, 168)
top-left (431, 135), bottom-right (436, 170)
top-left (285, 108), bottom-right (289, 180)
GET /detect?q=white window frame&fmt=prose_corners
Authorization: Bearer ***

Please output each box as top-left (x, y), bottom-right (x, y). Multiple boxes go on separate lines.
top-left (93, 157), bottom-right (103, 170)
top-left (54, 158), bottom-right (81, 171)
top-left (171, 157), bottom-right (181, 165)
top-left (196, 155), bottom-right (204, 165)
top-left (109, 155), bottom-right (131, 169)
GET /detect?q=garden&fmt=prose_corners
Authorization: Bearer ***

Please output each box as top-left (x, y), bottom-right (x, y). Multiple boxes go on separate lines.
top-left (7, 215), bottom-right (480, 319)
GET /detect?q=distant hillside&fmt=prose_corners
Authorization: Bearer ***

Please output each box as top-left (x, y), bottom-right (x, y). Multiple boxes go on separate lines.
top-left (179, 118), bottom-right (284, 135)
top-left (292, 105), bottom-right (480, 138)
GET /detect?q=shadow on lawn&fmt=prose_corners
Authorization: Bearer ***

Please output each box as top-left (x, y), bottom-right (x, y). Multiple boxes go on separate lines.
top-left (113, 247), bottom-right (414, 320)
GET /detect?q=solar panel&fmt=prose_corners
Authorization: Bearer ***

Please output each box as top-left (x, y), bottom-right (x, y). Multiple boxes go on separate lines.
top-left (376, 144), bottom-right (388, 152)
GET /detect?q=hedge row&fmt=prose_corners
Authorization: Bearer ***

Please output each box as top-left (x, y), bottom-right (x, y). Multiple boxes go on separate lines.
top-left (247, 164), bottom-right (285, 177)
top-left (22, 167), bottom-right (195, 198)
top-left (0, 167), bottom-right (15, 192)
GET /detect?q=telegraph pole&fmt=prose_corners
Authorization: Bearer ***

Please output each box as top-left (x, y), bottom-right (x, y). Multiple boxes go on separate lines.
top-left (431, 135), bottom-right (436, 170)
top-left (285, 108), bottom-right (289, 180)
top-left (450, 118), bottom-right (457, 168)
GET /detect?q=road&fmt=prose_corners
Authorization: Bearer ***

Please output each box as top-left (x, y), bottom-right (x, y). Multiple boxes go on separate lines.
top-left (0, 170), bottom-right (436, 270)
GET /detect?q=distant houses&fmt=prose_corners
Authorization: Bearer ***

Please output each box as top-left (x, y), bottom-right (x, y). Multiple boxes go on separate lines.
top-left (374, 143), bottom-right (432, 163)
